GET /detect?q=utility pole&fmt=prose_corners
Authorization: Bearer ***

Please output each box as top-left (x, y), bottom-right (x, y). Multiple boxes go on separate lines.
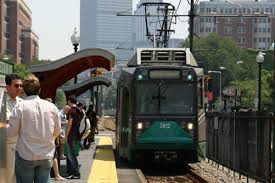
top-left (189, 0), bottom-right (195, 53)
top-left (163, 4), bottom-right (169, 48)
top-left (272, 29), bottom-right (275, 183)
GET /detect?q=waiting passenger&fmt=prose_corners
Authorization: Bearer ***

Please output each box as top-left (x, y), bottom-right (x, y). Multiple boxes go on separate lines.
top-left (7, 74), bottom-right (61, 183)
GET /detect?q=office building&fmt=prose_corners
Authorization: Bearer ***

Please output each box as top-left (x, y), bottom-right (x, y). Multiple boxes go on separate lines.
top-left (194, 0), bottom-right (275, 49)
top-left (80, 0), bottom-right (133, 65)
top-left (0, 0), bottom-right (38, 64)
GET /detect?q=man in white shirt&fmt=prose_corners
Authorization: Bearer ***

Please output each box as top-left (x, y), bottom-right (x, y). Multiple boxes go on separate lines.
top-left (7, 74), bottom-right (61, 183)
top-left (5, 74), bottom-right (23, 183)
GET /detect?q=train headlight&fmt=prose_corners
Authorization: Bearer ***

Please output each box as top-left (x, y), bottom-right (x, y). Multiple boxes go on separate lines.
top-left (187, 74), bottom-right (193, 81)
top-left (137, 122), bottom-right (143, 130)
top-left (137, 74), bottom-right (143, 80)
top-left (187, 122), bottom-right (194, 130)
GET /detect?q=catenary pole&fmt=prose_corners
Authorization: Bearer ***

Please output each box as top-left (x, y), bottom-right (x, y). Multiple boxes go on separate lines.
top-left (190, 0), bottom-right (194, 53)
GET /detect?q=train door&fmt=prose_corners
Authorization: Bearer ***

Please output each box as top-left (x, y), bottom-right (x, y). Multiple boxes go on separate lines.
top-left (120, 88), bottom-right (130, 158)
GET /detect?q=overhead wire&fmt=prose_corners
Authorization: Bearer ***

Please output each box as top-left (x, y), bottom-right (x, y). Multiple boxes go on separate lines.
top-left (168, 0), bottom-right (182, 39)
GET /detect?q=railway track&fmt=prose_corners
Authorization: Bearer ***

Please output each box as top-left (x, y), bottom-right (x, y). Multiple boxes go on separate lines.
top-left (137, 165), bottom-right (209, 183)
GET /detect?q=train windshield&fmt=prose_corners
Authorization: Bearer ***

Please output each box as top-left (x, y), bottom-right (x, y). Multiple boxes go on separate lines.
top-left (135, 82), bottom-right (194, 115)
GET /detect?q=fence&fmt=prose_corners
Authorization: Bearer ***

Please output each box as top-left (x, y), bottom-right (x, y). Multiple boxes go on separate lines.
top-left (206, 111), bottom-right (272, 182)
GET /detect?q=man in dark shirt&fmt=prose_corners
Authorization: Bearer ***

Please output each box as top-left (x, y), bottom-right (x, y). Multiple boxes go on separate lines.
top-left (64, 96), bottom-right (82, 179)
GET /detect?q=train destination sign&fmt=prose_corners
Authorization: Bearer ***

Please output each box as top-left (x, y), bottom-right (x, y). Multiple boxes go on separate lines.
top-left (149, 70), bottom-right (180, 79)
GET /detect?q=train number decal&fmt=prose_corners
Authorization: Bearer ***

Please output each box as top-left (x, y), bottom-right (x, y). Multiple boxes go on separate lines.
top-left (160, 122), bottom-right (171, 129)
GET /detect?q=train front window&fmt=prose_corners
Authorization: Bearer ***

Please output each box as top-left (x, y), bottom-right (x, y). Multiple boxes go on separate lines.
top-left (135, 82), bottom-right (194, 115)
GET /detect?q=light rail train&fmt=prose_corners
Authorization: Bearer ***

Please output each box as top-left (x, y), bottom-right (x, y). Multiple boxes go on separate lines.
top-left (116, 48), bottom-right (206, 163)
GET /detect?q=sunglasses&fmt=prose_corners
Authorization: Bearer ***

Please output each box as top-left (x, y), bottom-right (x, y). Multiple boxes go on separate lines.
top-left (14, 84), bottom-right (23, 88)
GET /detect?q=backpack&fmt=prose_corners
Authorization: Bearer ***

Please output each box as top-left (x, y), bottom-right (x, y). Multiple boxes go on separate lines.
top-left (78, 115), bottom-right (91, 140)
top-left (74, 107), bottom-right (91, 140)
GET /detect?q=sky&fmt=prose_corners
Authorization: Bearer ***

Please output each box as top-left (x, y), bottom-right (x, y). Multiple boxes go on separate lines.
top-left (25, 0), bottom-right (191, 61)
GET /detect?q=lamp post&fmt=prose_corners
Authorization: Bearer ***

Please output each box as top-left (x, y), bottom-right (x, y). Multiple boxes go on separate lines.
top-left (208, 70), bottom-right (222, 110)
top-left (71, 28), bottom-right (80, 84)
top-left (256, 51), bottom-right (264, 111)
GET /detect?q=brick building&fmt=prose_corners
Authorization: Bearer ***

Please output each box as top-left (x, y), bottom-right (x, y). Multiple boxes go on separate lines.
top-left (0, 0), bottom-right (38, 64)
top-left (194, 0), bottom-right (275, 49)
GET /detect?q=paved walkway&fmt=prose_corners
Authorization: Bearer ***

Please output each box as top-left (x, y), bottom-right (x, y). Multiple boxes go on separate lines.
top-left (54, 129), bottom-right (116, 183)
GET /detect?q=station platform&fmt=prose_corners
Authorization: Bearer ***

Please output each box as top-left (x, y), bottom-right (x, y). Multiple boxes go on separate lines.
top-left (56, 130), bottom-right (118, 183)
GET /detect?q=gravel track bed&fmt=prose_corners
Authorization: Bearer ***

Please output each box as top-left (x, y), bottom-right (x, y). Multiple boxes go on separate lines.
top-left (190, 160), bottom-right (257, 183)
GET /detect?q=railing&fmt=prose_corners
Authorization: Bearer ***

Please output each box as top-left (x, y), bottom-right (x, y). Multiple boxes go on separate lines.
top-left (206, 111), bottom-right (272, 182)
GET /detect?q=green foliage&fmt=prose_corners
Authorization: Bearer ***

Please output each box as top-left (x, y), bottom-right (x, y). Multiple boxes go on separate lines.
top-left (103, 82), bottom-right (117, 110)
top-left (238, 70), bottom-right (272, 110)
top-left (55, 89), bottom-right (66, 109)
top-left (181, 33), bottom-right (274, 110)
top-left (14, 64), bottom-right (31, 79)
top-left (26, 58), bottom-right (51, 66)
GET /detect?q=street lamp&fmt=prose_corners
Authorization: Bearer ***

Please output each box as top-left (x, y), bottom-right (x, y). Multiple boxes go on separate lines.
top-left (256, 51), bottom-right (264, 111)
top-left (71, 28), bottom-right (80, 84)
top-left (208, 70), bottom-right (222, 110)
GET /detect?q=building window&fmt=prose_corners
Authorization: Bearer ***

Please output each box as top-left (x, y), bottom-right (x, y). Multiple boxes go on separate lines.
top-left (5, 32), bottom-right (10, 39)
top-left (20, 35), bottom-right (24, 42)
top-left (200, 8), bottom-right (205, 13)
top-left (206, 27), bottom-right (212, 32)
top-left (263, 37), bottom-right (266, 43)
top-left (238, 26), bottom-right (245, 33)
top-left (254, 38), bottom-right (257, 43)
top-left (206, 17), bottom-right (212, 23)
top-left (224, 27), bottom-right (232, 34)
top-left (225, 18), bottom-right (232, 24)
top-left (238, 37), bottom-right (245, 43)
top-left (200, 18), bottom-right (204, 22)
top-left (254, 18), bottom-right (257, 23)
top-left (220, 8), bottom-right (224, 14)
top-left (254, 28), bottom-right (257, 32)
top-left (239, 17), bottom-right (244, 23)
top-left (268, 37), bottom-right (270, 43)
top-left (5, 16), bottom-right (9, 23)
top-left (263, 27), bottom-right (266, 33)
top-left (200, 27), bottom-right (204, 33)
top-left (268, 28), bottom-right (271, 32)
top-left (259, 37), bottom-right (262, 43)
top-left (213, 7), bottom-right (217, 13)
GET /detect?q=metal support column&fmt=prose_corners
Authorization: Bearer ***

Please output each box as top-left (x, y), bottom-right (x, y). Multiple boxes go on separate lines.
top-left (189, 0), bottom-right (194, 53)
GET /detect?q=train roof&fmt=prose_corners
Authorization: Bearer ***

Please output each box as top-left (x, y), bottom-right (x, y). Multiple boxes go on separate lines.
top-left (127, 48), bottom-right (198, 67)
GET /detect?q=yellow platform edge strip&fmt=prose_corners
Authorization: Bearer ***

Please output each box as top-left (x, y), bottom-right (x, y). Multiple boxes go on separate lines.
top-left (87, 137), bottom-right (118, 183)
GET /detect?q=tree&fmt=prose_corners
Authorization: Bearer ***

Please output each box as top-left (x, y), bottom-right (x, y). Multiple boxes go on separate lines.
top-left (14, 64), bottom-right (31, 79)
top-left (181, 33), bottom-right (273, 110)
top-left (55, 89), bottom-right (66, 109)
